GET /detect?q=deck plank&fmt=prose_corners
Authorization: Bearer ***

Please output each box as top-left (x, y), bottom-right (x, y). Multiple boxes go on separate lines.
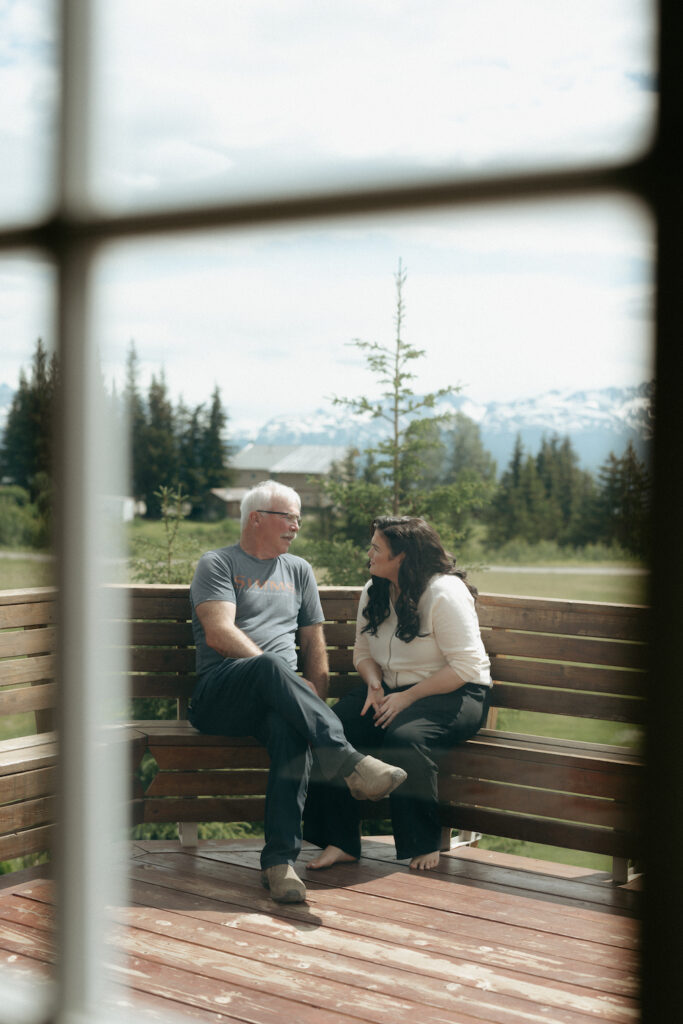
top-left (187, 847), bottom-right (640, 949)
top-left (0, 839), bottom-right (641, 1024)
top-left (126, 855), bottom-right (640, 982)
top-left (124, 876), bottom-right (637, 997)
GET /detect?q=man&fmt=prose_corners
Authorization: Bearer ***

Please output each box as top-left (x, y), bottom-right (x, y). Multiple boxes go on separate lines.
top-left (188, 479), bottom-right (407, 904)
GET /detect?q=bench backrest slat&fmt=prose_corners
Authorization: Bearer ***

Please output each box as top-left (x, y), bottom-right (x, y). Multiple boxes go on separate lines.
top-left (0, 585), bottom-right (648, 734)
top-left (129, 649), bottom-right (196, 674)
top-left (492, 682), bottom-right (644, 723)
top-left (0, 682), bottom-right (56, 718)
top-left (440, 775), bottom-right (638, 831)
top-left (477, 594), bottom-right (648, 641)
top-left (491, 658), bottom-right (644, 696)
top-left (0, 597), bottom-right (57, 630)
top-left (0, 625), bottom-right (56, 658)
top-left (129, 596), bottom-right (193, 619)
top-left (484, 628), bottom-right (647, 670)
top-left (1, 653), bottom-right (55, 688)
top-left (130, 676), bottom-right (194, 700)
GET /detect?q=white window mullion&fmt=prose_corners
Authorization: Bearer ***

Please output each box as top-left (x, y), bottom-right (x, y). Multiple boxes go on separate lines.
top-left (52, 3), bottom-right (129, 1022)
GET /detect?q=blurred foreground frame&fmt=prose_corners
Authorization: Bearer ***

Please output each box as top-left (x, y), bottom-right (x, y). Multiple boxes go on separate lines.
top-left (0, 1), bottom-right (680, 1022)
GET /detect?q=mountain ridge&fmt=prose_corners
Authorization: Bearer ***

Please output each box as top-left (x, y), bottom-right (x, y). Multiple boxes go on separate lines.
top-left (0, 380), bottom-right (653, 474)
top-left (232, 382), bottom-right (653, 472)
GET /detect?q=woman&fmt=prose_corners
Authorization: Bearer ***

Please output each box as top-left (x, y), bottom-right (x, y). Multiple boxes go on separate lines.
top-left (303, 515), bottom-right (492, 871)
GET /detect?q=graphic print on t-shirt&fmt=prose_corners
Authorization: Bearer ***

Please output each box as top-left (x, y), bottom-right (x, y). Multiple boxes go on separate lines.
top-left (233, 574), bottom-right (296, 593)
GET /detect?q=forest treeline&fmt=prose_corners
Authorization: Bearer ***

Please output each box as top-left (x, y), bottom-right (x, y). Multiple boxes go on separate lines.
top-left (0, 340), bottom-right (234, 544)
top-left (1, 335), bottom-right (650, 562)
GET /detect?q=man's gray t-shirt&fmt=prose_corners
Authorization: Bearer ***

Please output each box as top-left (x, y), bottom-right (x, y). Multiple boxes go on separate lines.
top-left (190, 543), bottom-right (324, 678)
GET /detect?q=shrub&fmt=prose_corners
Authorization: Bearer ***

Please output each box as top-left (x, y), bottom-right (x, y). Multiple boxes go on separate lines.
top-left (0, 486), bottom-right (44, 548)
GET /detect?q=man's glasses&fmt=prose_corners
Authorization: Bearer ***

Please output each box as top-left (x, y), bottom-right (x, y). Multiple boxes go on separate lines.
top-left (257, 509), bottom-right (302, 527)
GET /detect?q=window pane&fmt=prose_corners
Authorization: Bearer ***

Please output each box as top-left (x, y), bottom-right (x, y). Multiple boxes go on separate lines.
top-left (93, 197), bottom-right (652, 434)
top-left (0, 253), bottom-right (131, 1020)
top-left (0, 254), bottom-right (56, 1014)
top-left (0, 0), bottom-right (58, 227)
top-left (87, 0), bottom-right (657, 213)
top-left (0, 256), bottom-right (55, 547)
top-left (93, 195), bottom-right (652, 593)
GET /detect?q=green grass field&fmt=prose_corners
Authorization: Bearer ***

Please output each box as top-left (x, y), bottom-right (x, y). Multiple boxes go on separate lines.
top-left (2, 524), bottom-right (648, 604)
top-left (0, 556), bottom-right (54, 589)
top-left (468, 567), bottom-right (648, 604)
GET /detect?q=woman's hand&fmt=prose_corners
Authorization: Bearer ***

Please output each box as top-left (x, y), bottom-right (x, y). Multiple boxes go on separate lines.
top-left (361, 681), bottom-right (384, 718)
top-left (374, 689), bottom-right (415, 728)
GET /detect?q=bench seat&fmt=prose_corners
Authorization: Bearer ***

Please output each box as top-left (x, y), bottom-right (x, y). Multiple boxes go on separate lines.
top-left (0, 732), bottom-right (58, 862)
top-left (128, 716), bottom-right (642, 880)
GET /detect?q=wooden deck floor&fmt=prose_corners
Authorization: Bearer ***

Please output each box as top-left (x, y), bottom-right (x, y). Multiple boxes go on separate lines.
top-left (0, 838), bottom-right (642, 1024)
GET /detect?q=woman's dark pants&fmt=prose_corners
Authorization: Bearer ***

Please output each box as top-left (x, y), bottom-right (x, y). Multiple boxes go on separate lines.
top-left (303, 682), bottom-right (489, 861)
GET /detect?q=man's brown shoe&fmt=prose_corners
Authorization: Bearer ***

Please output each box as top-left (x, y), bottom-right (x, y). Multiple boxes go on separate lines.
top-left (261, 863), bottom-right (306, 903)
top-left (344, 755), bottom-right (407, 801)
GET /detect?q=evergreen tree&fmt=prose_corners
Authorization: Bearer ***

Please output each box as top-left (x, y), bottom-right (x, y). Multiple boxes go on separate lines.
top-left (176, 387), bottom-right (233, 518)
top-left (592, 442), bottom-right (651, 556)
top-left (124, 343), bottom-right (148, 503)
top-left (2, 337), bottom-right (235, 531)
top-left (123, 344), bottom-right (234, 519)
top-left (308, 262), bottom-right (490, 580)
top-left (487, 432), bottom-right (598, 549)
top-left (201, 386), bottom-right (232, 490)
top-left (0, 338), bottom-right (56, 503)
top-left (0, 367), bottom-right (32, 488)
top-left (447, 412), bottom-right (498, 487)
top-left (399, 416), bottom-right (446, 492)
top-left (519, 453), bottom-right (552, 541)
top-left (140, 372), bottom-right (179, 518)
top-left (176, 400), bottom-right (206, 509)
top-left (330, 259), bottom-right (458, 514)
top-left (361, 449), bottom-right (382, 484)
top-left (487, 435), bottom-right (526, 546)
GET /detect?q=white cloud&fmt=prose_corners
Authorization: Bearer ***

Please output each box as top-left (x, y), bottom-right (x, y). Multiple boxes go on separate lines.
top-left (0, 0), bottom-right (656, 433)
top-left (0, 0), bottom-right (57, 221)
top-left (0, 255), bottom-right (55, 384)
top-left (88, 0), bottom-right (656, 207)
top-left (90, 196), bottom-right (653, 428)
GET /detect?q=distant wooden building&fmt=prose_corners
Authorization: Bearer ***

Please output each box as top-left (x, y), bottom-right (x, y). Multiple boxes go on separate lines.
top-left (208, 443), bottom-right (349, 517)
top-left (204, 487), bottom-right (249, 520)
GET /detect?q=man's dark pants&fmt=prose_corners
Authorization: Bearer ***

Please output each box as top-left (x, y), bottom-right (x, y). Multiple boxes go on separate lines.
top-left (188, 652), bottom-right (361, 870)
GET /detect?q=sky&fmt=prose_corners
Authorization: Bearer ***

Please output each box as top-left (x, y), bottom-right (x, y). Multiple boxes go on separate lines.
top-left (0, 0), bottom-right (657, 435)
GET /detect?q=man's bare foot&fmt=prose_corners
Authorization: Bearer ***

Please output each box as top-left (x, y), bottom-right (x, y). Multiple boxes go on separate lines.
top-left (307, 845), bottom-right (358, 870)
top-left (410, 850), bottom-right (440, 871)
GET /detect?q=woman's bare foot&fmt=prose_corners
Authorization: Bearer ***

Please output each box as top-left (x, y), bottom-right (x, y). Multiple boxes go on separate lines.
top-left (410, 850), bottom-right (440, 871)
top-left (307, 845), bottom-right (358, 870)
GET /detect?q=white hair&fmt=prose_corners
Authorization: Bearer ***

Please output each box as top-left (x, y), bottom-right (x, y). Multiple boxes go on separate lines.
top-left (240, 480), bottom-right (301, 529)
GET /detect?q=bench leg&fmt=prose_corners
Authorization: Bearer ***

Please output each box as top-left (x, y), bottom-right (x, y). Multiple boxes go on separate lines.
top-left (453, 830), bottom-right (482, 848)
top-left (612, 856), bottom-right (630, 885)
top-left (440, 827), bottom-right (482, 851)
top-left (178, 822), bottom-right (199, 847)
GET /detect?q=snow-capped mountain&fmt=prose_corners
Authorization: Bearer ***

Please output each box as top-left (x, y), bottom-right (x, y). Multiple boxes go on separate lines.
top-left (232, 382), bottom-right (654, 472)
top-left (0, 379), bottom-right (653, 474)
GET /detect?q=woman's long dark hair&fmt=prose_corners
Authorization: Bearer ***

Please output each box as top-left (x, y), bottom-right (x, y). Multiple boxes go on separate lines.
top-left (362, 516), bottom-right (475, 643)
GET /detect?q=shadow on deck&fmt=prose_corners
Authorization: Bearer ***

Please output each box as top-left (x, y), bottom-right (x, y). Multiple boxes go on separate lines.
top-left (0, 837), bottom-right (641, 1023)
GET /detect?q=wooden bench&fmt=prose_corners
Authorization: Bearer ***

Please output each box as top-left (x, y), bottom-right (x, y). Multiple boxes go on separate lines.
top-left (0, 588), bottom-right (58, 865)
top-left (1, 584), bottom-right (646, 883)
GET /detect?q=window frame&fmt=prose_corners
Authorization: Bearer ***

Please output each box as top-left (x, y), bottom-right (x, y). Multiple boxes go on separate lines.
top-left (0, 2), bottom-right (680, 1022)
